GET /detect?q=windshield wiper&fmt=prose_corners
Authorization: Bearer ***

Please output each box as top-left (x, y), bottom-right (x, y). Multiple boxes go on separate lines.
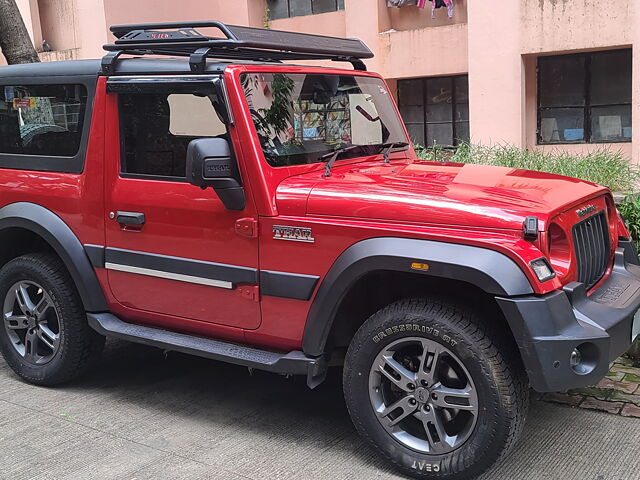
top-left (379, 141), bottom-right (409, 164)
top-left (320, 145), bottom-right (362, 177)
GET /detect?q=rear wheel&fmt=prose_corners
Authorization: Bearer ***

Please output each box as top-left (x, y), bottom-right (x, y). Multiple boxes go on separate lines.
top-left (0, 253), bottom-right (104, 385)
top-left (343, 298), bottom-right (529, 479)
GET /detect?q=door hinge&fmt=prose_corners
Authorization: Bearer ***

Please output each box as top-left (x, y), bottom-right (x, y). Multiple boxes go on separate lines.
top-left (237, 285), bottom-right (260, 302)
top-left (235, 217), bottom-right (258, 238)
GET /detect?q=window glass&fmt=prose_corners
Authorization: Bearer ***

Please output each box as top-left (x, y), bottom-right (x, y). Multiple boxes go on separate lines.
top-left (119, 93), bottom-right (228, 178)
top-left (289, 0), bottom-right (313, 17)
top-left (397, 75), bottom-right (469, 147)
top-left (241, 73), bottom-right (407, 167)
top-left (590, 50), bottom-right (632, 105)
top-left (539, 55), bottom-right (586, 107)
top-left (539, 108), bottom-right (585, 143)
top-left (427, 123), bottom-right (453, 147)
top-left (537, 49), bottom-right (631, 144)
top-left (0, 84), bottom-right (87, 157)
top-left (591, 105), bottom-right (632, 142)
top-left (312, 0), bottom-right (338, 14)
top-left (267, 0), bottom-right (289, 20)
top-left (269, 0), bottom-right (343, 19)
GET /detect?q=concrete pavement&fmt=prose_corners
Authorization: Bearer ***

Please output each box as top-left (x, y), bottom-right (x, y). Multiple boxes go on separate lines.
top-left (0, 340), bottom-right (639, 480)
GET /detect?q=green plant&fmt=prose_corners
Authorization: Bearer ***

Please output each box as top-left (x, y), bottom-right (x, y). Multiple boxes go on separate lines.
top-left (618, 194), bottom-right (640, 243)
top-left (414, 142), bottom-right (639, 192)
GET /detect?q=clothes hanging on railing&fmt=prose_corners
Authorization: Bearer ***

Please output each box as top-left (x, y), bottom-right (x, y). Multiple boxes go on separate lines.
top-left (387, 0), bottom-right (426, 8)
top-left (429, 0), bottom-right (454, 18)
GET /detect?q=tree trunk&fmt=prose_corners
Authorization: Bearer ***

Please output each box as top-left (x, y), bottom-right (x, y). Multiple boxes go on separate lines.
top-left (0, 0), bottom-right (39, 64)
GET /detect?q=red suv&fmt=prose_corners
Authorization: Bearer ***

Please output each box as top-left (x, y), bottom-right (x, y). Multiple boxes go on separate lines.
top-left (0, 21), bottom-right (638, 479)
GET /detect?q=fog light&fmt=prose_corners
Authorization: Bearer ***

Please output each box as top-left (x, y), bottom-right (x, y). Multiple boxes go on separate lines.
top-left (570, 348), bottom-right (582, 368)
top-left (570, 343), bottom-right (598, 375)
top-left (530, 258), bottom-right (555, 282)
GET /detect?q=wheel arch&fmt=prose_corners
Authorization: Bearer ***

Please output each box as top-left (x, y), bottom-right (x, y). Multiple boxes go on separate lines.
top-left (302, 237), bottom-right (533, 358)
top-left (0, 202), bottom-right (107, 312)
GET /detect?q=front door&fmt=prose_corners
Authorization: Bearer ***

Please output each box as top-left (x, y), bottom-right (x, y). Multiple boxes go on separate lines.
top-left (103, 78), bottom-right (260, 329)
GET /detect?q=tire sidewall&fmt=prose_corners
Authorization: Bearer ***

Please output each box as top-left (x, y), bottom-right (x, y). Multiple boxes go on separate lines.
top-left (0, 258), bottom-right (71, 383)
top-left (344, 306), bottom-right (511, 478)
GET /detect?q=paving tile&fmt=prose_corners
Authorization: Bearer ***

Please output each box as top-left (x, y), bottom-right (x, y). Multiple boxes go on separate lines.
top-left (609, 390), bottom-right (640, 406)
top-left (596, 377), bottom-right (638, 394)
top-left (621, 404), bottom-right (640, 419)
top-left (610, 364), bottom-right (640, 375)
top-left (606, 371), bottom-right (626, 381)
top-left (622, 373), bottom-right (640, 385)
top-left (542, 393), bottom-right (583, 407)
top-left (580, 397), bottom-right (624, 414)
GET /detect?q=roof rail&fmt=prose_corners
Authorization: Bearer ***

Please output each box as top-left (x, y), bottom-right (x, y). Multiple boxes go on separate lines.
top-left (101, 21), bottom-right (373, 75)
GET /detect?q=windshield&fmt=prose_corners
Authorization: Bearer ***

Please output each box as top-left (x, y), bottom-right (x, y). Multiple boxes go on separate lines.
top-left (241, 73), bottom-right (408, 167)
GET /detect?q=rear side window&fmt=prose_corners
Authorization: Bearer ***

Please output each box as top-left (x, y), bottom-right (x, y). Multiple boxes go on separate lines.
top-left (0, 84), bottom-right (87, 158)
top-left (119, 93), bottom-right (228, 179)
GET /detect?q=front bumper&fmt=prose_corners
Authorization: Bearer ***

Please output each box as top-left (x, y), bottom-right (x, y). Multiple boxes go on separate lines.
top-left (497, 243), bottom-right (640, 392)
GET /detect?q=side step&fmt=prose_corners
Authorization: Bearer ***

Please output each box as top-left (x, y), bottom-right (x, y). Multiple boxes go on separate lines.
top-left (87, 313), bottom-right (328, 388)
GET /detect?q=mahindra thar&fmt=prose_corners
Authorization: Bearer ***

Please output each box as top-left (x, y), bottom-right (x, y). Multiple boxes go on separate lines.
top-left (0, 21), bottom-right (638, 479)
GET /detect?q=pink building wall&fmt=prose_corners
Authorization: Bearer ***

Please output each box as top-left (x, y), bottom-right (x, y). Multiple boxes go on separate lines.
top-left (3, 0), bottom-right (639, 164)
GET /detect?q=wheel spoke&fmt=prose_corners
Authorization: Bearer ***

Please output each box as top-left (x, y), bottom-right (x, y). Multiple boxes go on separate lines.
top-left (377, 396), bottom-right (419, 427)
top-left (417, 340), bottom-right (442, 386)
top-left (377, 353), bottom-right (416, 392)
top-left (37, 324), bottom-right (58, 351)
top-left (414, 408), bottom-right (451, 453)
top-left (34, 295), bottom-right (51, 319)
top-left (23, 329), bottom-right (39, 362)
top-left (4, 313), bottom-right (29, 330)
top-left (16, 284), bottom-right (36, 315)
top-left (430, 384), bottom-right (477, 412)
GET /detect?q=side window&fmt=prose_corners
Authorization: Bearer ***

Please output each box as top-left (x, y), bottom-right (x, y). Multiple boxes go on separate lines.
top-left (0, 84), bottom-right (87, 158)
top-left (119, 93), bottom-right (228, 179)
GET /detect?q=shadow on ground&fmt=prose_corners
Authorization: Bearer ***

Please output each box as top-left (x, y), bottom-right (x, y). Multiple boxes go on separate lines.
top-left (0, 339), bottom-right (639, 480)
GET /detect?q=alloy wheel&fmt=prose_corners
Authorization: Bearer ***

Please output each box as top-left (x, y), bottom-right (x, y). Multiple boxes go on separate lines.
top-left (369, 336), bottom-right (478, 454)
top-left (3, 281), bottom-right (61, 365)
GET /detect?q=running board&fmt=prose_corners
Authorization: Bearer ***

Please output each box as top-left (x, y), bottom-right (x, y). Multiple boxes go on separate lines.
top-left (87, 313), bottom-right (328, 388)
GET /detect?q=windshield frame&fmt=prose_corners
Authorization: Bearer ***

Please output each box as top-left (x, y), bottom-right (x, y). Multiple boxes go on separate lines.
top-left (237, 68), bottom-right (410, 170)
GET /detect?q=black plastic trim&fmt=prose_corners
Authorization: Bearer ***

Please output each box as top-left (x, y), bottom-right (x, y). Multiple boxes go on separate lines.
top-left (84, 244), bottom-right (105, 269)
top-left (302, 237), bottom-right (533, 356)
top-left (104, 247), bottom-right (258, 285)
top-left (497, 247), bottom-right (640, 392)
top-left (260, 270), bottom-right (319, 300)
top-left (0, 203), bottom-right (108, 312)
top-left (0, 75), bottom-right (97, 174)
top-left (88, 313), bottom-right (328, 388)
top-left (620, 239), bottom-right (639, 266)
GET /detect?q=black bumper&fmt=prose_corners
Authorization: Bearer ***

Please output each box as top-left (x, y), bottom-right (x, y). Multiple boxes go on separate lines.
top-left (497, 243), bottom-right (640, 392)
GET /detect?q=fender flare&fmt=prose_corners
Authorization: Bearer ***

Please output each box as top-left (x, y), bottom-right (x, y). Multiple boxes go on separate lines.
top-left (0, 202), bottom-right (108, 312)
top-left (302, 237), bottom-right (533, 356)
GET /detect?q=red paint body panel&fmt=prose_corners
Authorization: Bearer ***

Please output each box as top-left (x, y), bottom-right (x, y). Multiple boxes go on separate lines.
top-left (0, 65), bottom-right (622, 354)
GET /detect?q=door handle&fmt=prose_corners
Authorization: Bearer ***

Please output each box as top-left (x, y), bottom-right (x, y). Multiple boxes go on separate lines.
top-left (116, 211), bottom-right (145, 226)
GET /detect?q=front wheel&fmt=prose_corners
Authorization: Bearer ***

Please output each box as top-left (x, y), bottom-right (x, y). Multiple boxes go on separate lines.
top-left (343, 298), bottom-right (529, 479)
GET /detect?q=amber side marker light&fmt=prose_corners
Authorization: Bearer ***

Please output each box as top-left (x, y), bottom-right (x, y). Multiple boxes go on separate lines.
top-left (530, 258), bottom-right (555, 282)
top-left (411, 262), bottom-right (430, 271)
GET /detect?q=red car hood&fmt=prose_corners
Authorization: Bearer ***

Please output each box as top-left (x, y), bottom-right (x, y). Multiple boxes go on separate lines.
top-left (276, 160), bottom-right (609, 231)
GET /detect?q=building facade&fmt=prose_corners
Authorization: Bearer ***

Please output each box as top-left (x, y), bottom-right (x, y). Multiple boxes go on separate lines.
top-left (6, 0), bottom-right (639, 163)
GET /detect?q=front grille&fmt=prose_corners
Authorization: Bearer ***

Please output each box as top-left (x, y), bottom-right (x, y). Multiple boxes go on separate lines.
top-left (572, 211), bottom-right (610, 290)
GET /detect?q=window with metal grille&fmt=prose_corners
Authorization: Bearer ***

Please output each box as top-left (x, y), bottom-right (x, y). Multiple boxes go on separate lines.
top-left (268, 0), bottom-right (345, 20)
top-left (397, 75), bottom-right (469, 148)
top-left (537, 49), bottom-right (632, 144)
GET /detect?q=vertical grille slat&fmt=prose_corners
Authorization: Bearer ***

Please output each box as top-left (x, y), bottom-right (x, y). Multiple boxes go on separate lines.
top-left (572, 211), bottom-right (610, 290)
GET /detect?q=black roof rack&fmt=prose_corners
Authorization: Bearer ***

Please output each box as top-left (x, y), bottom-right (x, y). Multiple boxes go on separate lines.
top-left (101, 21), bottom-right (373, 75)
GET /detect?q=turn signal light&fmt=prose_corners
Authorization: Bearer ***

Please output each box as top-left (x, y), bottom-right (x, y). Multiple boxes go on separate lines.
top-left (530, 258), bottom-right (555, 282)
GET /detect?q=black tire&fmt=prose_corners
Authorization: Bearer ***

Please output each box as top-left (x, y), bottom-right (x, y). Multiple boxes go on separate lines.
top-left (0, 253), bottom-right (104, 385)
top-left (343, 298), bottom-right (529, 479)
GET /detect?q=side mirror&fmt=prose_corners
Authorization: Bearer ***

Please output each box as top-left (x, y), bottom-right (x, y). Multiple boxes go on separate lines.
top-left (186, 138), bottom-right (246, 211)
